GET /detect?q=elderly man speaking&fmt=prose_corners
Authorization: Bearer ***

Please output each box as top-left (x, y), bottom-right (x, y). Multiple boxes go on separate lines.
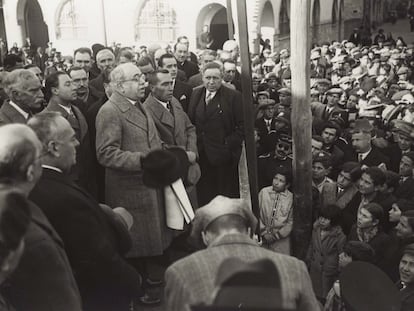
top-left (96, 63), bottom-right (173, 304)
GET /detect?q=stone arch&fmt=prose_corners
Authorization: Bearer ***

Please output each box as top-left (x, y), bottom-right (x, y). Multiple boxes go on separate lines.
top-left (54, 0), bottom-right (88, 40)
top-left (196, 3), bottom-right (233, 50)
top-left (257, 1), bottom-right (276, 50)
top-left (17, 0), bottom-right (49, 48)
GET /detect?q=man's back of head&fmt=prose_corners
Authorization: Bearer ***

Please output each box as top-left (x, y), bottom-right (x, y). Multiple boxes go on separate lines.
top-left (0, 124), bottom-right (42, 194)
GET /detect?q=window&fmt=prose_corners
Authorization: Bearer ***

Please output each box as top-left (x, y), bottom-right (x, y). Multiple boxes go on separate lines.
top-left (279, 0), bottom-right (289, 36)
top-left (136, 0), bottom-right (177, 43)
top-left (56, 0), bottom-right (87, 40)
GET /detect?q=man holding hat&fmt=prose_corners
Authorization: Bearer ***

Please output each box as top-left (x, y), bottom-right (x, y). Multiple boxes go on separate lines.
top-left (164, 195), bottom-right (319, 311)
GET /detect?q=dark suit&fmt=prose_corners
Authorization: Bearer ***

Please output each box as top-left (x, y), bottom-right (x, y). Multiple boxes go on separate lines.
top-left (0, 101), bottom-right (27, 125)
top-left (354, 146), bottom-right (390, 169)
top-left (395, 177), bottom-right (414, 200)
top-left (89, 73), bottom-right (105, 94)
top-left (188, 85), bottom-right (244, 205)
top-left (254, 117), bottom-right (277, 141)
top-left (188, 72), bottom-right (203, 89)
top-left (4, 198), bottom-right (82, 311)
top-left (177, 60), bottom-right (199, 81)
top-left (45, 101), bottom-right (97, 198)
top-left (174, 80), bottom-right (193, 113)
top-left (29, 168), bottom-right (140, 311)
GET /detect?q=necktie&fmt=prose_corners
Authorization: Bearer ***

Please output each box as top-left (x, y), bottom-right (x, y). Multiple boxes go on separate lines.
top-left (358, 154), bottom-right (363, 163)
top-left (166, 102), bottom-right (171, 112)
top-left (206, 92), bottom-right (213, 106)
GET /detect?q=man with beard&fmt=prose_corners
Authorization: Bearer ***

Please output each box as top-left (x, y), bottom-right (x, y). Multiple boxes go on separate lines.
top-left (0, 69), bottom-right (45, 125)
top-left (257, 134), bottom-right (293, 190)
top-left (44, 71), bottom-right (96, 198)
top-left (68, 66), bottom-right (101, 116)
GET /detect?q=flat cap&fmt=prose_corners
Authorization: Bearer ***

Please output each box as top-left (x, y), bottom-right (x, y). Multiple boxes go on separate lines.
top-left (277, 87), bottom-right (291, 95)
top-left (392, 120), bottom-right (414, 138)
top-left (326, 87), bottom-right (343, 95)
top-left (189, 196), bottom-right (258, 248)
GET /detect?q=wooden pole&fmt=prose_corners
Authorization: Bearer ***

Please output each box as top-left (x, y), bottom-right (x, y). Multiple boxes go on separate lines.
top-left (226, 0), bottom-right (234, 40)
top-left (235, 0), bottom-right (260, 228)
top-left (290, 0), bottom-right (313, 260)
top-left (100, 0), bottom-right (108, 46)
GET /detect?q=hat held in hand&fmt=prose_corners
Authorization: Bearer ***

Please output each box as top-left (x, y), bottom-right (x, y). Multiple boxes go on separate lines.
top-left (142, 147), bottom-right (190, 188)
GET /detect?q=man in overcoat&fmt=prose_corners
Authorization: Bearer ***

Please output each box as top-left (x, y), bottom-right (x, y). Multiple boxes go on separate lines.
top-left (96, 63), bottom-right (173, 302)
top-left (188, 62), bottom-right (244, 206)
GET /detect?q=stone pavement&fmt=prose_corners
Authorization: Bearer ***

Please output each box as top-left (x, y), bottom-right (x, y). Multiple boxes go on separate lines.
top-left (373, 17), bottom-right (414, 44)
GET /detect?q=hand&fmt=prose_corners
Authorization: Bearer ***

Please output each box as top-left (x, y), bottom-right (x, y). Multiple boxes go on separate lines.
top-left (186, 151), bottom-right (197, 164)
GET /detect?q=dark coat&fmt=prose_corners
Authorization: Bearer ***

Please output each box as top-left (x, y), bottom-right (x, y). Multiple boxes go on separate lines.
top-left (395, 177), bottom-right (414, 200)
top-left (89, 73), bottom-right (105, 94)
top-left (352, 146), bottom-right (390, 169)
top-left (188, 72), bottom-right (203, 89)
top-left (188, 85), bottom-right (244, 166)
top-left (0, 101), bottom-right (27, 125)
top-left (173, 80), bottom-right (193, 113)
top-left (177, 60), bottom-right (199, 81)
top-left (45, 101), bottom-right (97, 198)
top-left (96, 91), bottom-right (173, 257)
top-left (401, 283), bottom-right (414, 311)
top-left (254, 117), bottom-right (277, 141)
top-left (307, 223), bottom-right (346, 299)
top-left (4, 200), bottom-right (82, 311)
top-left (29, 168), bottom-right (140, 310)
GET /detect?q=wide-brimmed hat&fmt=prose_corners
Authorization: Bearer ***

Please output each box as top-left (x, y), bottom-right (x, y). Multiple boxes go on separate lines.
top-left (142, 147), bottom-right (190, 188)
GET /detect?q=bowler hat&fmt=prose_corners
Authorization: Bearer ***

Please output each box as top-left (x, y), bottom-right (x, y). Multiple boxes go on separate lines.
top-left (142, 147), bottom-right (189, 188)
top-left (340, 262), bottom-right (401, 311)
top-left (189, 196), bottom-right (258, 248)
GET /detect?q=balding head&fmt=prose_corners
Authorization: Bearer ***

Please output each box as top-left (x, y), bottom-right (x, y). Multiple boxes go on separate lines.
top-left (96, 49), bottom-right (115, 71)
top-left (0, 124), bottom-right (42, 193)
top-left (3, 69), bottom-right (44, 113)
top-left (110, 63), bottom-right (146, 101)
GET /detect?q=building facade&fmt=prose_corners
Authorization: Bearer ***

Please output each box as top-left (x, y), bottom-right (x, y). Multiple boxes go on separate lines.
top-left (1, 0), bottom-right (384, 55)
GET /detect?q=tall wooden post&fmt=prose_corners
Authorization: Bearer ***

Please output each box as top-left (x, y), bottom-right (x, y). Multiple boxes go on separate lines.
top-left (100, 0), bottom-right (108, 46)
top-left (226, 0), bottom-right (234, 40)
top-left (290, 0), bottom-right (313, 260)
top-left (235, 0), bottom-right (260, 226)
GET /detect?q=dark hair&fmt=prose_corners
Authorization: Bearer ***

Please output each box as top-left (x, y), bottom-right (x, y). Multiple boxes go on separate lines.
top-left (321, 121), bottom-right (341, 137)
top-left (202, 62), bottom-right (222, 74)
top-left (272, 167), bottom-right (292, 185)
top-left (174, 42), bottom-right (188, 52)
top-left (136, 56), bottom-right (153, 67)
top-left (116, 47), bottom-right (134, 62)
top-left (74, 47), bottom-right (92, 58)
top-left (319, 204), bottom-right (342, 226)
top-left (363, 167), bottom-right (386, 187)
top-left (363, 202), bottom-right (384, 222)
top-left (158, 53), bottom-right (176, 68)
top-left (44, 71), bottom-right (67, 102)
top-left (384, 170), bottom-right (400, 190)
top-left (343, 241), bottom-right (375, 262)
top-left (67, 66), bottom-right (86, 76)
top-left (4, 54), bottom-right (23, 72)
top-left (146, 69), bottom-right (170, 86)
top-left (341, 162), bottom-right (362, 182)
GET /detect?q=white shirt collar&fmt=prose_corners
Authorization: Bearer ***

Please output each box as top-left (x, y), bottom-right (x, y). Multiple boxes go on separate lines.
top-left (359, 148), bottom-right (372, 160)
top-left (58, 104), bottom-right (72, 115)
top-left (154, 97), bottom-right (170, 111)
top-left (9, 101), bottom-right (29, 119)
top-left (126, 98), bottom-right (137, 106)
top-left (42, 165), bottom-right (63, 173)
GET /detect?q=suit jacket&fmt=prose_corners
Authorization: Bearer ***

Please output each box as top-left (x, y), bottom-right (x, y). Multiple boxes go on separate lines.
top-left (0, 101), bottom-right (27, 125)
top-left (255, 117), bottom-right (277, 140)
top-left (4, 199), bottom-right (82, 311)
top-left (29, 168), bottom-right (140, 310)
top-left (354, 146), bottom-right (390, 169)
top-left (177, 60), bottom-right (199, 81)
top-left (401, 283), bottom-right (414, 311)
top-left (96, 91), bottom-right (173, 257)
top-left (45, 100), bottom-right (97, 198)
top-left (174, 80), bottom-right (193, 112)
top-left (311, 101), bottom-right (348, 123)
top-left (188, 72), bottom-right (203, 89)
top-left (395, 177), bottom-right (414, 200)
top-left (89, 73), bottom-right (105, 94)
top-left (188, 85), bottom-right (244, 166)
top-left (165, 233), bottom-right (319, 311)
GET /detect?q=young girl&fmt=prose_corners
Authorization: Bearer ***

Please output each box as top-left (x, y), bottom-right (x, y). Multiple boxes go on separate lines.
top-left (259, 167), bottom-right (293, 255)
top-left (307, 204), bottom-right (346, 302)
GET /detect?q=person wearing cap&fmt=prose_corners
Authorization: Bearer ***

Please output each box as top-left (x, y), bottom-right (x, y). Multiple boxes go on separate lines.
top-left (164, 195), bottom-right (320, 311)
top-left (330, 162), bottom-right (362, 210)
top-left (312, 88), bottom-right (347, 124)
top-left (257, 134), bottom-right (293, 190)
top-left (28, 112), bottom-right (143, 310)
top-left (312, 151), bottom-right (335, 195)
top-left (320, 121), bottom-right (345, 179)
top-left (385, 120), bottom-right (414, 173)
top-left (395, 151), bottom-right (414, 201)
top-left (254, 98), bottom-right (276, 142)
top-left (398, 243), bottom-right (414, 310)
top-left (278, 87), bottom-right (291, 109)
top-left (264, 72), bottom-right (281, 101)
top-left (349, 118), bottom-right (390, 168)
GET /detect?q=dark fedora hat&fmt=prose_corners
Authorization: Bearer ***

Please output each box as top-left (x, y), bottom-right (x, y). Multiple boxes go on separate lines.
top-left (142, 147), bottom-right (190, 188)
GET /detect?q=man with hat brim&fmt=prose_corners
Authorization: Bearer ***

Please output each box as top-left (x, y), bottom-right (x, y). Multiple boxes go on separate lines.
top-left (341, 262), bottom-right (401, 311)
top-left (312, 87), bottom-right (348, 124)
top-left (348, 118), bottom-right (390, 169)
top-left (257, 133), bottom-right (293, 189)
top-left (164, 195), bottom-right (320, 311)
top-left (254, 98), bottom-right (277, 144)
top-left (277, 87), bottom-right (292, 110)
top-left (385, 120), bottom-right (414, 173)
top-left (399, 243), bottom-right (414, 310)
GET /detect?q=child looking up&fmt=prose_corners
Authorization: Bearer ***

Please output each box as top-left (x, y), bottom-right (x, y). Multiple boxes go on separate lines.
top-left (259, 167), bottom-right (293, 255)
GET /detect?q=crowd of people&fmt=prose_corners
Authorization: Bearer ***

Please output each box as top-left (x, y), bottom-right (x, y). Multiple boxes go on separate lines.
top-left (0, 21), bottom-right (413, 311)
